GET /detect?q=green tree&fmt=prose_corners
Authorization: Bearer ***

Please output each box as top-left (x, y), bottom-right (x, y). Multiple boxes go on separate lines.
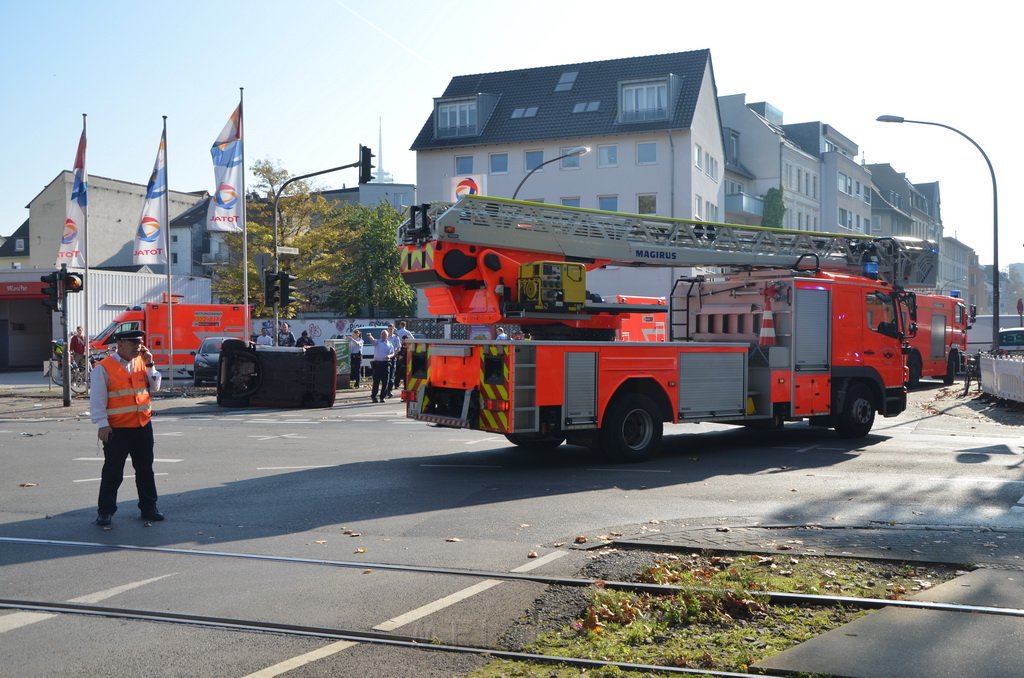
top-left (761, 186), bottom-right (786, 229)
top-left (211, 159), bottom-right (413, 318)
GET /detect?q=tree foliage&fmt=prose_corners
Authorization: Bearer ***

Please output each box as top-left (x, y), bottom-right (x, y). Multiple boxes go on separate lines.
top-left (761, 186), bottom-right (786, 229)
top-left (211, 159), bottom-right (413, 318)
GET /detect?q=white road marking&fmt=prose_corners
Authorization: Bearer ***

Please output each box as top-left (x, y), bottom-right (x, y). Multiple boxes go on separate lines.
top-left (73, 472), bottom-right (169, 484)
top-left (245, 551), bottom-right (568, 676)
top-left (154, 431), bottom-right (184, 436)
top-left (453, 437), bottom-right (502, 445)
top-left (0, 574), bottom-right (175, 634)
top-left (373, 579), bottom-right (503, 632)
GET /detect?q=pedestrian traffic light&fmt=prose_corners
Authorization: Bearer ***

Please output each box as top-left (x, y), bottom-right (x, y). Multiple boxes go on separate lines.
top-left (263, 269), bottom-right (280, 307)
top-left (64, 272), bottom-right (84, 294)
top-left (40, 271), bottom-right (61, 311)
top-left (358, 144), bottom-right (375, 184)
top-left (278, 271), bottom-right (296, 306)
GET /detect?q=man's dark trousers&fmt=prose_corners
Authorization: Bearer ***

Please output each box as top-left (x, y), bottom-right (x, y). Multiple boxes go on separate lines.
top-left (98, 422), bottom-right (158, 515)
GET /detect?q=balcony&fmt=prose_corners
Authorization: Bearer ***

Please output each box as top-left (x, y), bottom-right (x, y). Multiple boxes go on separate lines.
top-left (201, 252), bottom-right (230, 266)
top-left (725, 192), bottom-right (764, 220)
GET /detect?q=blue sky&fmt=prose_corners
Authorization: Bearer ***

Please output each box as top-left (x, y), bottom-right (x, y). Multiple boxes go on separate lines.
top-left (0, 0), bottom-right (1016, 268)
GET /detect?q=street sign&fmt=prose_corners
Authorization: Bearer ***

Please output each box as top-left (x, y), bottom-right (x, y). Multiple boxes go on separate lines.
top-left (276, 246), bottom-right (299, 255)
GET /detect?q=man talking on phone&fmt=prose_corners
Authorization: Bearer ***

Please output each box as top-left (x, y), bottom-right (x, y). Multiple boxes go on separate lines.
top-left (89, 330), bottom-right (164, 526)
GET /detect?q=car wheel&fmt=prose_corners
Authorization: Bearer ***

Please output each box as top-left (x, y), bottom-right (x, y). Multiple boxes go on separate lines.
top-left (835, 383), bottom-right (875, 438)
top-left (906, 352), bottom-right (922, 389)
top-left (599, 394), bottom-right (662, 463)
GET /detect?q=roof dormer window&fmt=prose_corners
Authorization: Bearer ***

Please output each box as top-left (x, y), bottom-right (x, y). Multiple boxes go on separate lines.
top-left (554, 71), bottom-right (578, 92)
top-left (619, 79), bottom-right (668, 122)
top-left (436, 99), bottom-right (477, 138)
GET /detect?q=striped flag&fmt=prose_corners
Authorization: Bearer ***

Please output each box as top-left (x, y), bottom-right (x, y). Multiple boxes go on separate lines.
top-left (57, 127), bottom-right (87, 267)
top-left (133, 130), bottom-right (168, 265)
top-left (206, 104), bottom-right (244, 232)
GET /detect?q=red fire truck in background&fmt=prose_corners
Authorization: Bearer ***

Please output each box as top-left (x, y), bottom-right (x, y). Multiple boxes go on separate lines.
top-left (397, 196), bottom-right (937, 462)
top-left (903, 291), bottom-right (973, 388)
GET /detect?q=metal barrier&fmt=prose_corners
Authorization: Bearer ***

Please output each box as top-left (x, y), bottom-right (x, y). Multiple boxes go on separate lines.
top-left (979, 353), bottom-right (1024, 403)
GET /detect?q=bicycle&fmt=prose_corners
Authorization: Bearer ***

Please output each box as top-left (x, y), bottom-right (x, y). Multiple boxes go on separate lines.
top-left (962, 352), bottom-right (981, 396)
top-left (49, 343), bottom-right (90, 394)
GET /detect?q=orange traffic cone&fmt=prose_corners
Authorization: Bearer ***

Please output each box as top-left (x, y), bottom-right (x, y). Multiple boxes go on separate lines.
top-left (759, 295), bottom-right (777, 347)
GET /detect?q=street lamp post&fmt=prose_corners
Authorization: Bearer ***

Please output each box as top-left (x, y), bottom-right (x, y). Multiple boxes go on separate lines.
top-left (876, 115), bottom-right (1000, 350)
top-left (272, 162), bottom-right (359, 343)
top-left (512, 146), bottom-right (590, 200)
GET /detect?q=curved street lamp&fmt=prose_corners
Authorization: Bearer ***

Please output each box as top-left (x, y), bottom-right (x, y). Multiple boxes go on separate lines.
top-left (876, 115), bottom-right (1000, 350)
top-left (512, 145), bottom-right (590, 200)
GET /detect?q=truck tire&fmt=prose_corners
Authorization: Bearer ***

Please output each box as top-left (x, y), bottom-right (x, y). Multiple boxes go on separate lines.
top-left (943, 353), bottom-right (957, 385)
top-left (505, 433), bottom-right (565, 452)
top-left (835, 383), bottom-right (875, 438)
top-left (599, 394), bottom-right (662, 463)
top-left (906, 352), bottom-right (922, 389)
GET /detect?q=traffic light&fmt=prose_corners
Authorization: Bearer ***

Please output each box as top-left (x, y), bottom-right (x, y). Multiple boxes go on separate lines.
top-left (263, 269), bottom-right (280, 307)
top-left (278, 271), bottom-right (295, 306)
top-left (64, 272), bottom-right (84, 294)
top-left (358, 144), bottom-right (375, 184)
top-left (40, 271), bottom-right (61, 311)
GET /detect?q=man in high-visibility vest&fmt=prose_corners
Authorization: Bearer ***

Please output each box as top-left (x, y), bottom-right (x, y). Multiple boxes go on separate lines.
top-left (89, 330), bottom-right (163, 526)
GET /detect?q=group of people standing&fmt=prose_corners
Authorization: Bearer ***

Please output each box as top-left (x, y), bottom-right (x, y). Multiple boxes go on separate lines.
top-left (255, 322), bottom-right (314, 347)
top-left (346, 321), bottom-right (413, 402)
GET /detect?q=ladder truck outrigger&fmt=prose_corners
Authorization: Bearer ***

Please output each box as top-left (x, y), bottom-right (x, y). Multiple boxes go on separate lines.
top-left (397, 195), bottom-right (938, 462)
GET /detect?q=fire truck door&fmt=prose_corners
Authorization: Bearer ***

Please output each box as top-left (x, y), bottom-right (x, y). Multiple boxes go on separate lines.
top-left (793, 288), bottom-right (830, 371)
top-left (564, 352), bottom-right (597, 426)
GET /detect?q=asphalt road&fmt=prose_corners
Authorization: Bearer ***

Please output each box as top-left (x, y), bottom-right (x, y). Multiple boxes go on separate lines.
top-left (1, 377), bottom-right (1021, 676)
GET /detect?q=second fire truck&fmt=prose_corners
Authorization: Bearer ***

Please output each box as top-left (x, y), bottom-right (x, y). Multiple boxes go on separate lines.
top-left (397, 196), bottom-right (937, 462)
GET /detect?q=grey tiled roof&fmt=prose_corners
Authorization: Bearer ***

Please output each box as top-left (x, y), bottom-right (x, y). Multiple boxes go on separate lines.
top-left (411, 49), bottom-right (712, 151)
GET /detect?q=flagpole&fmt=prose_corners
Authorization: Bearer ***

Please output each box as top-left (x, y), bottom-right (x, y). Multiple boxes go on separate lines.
top-left (240, 87), bottom-right (249, 341)
top-left (81, 113), bottom-right (90, 369)
top-left (162, 116), bottom-right (174, 389)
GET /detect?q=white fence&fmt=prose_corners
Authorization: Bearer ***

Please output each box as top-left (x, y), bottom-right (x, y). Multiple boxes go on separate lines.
top-left (980, 353), bottom-right (1024, 403)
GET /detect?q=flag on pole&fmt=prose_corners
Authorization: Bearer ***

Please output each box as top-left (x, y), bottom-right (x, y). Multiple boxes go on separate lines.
top-left (206, 104), bottom-right (244, 232)
top-left (57, 128), bottom-right (87, 267)
top-left (133, 130), bottom-right (168, 266)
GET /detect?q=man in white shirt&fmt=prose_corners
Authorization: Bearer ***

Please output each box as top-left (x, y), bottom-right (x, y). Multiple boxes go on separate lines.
top-left (496, 327), bottom-right (509, 340)
top-left (370, 329), bottom-right (395, 403)
top-left (255, 328), bottom-right (273, 346)
top-left (89, 330), bottom-right (163, 526)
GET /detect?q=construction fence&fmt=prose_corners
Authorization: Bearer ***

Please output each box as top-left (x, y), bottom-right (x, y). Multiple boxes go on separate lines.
top-left (979, 353), bottom-right (1024, 403)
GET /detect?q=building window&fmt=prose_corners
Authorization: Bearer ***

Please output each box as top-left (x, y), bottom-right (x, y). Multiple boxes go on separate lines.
top-left (511, 106), bottom-right (538, 119)
top-left (572, 101), bottom-right (600, 113)
top-left (455, 155), bottom-right (473, 174)
top-left (171, 234), bottom-right (178, 243)
top-left (813, 175), bottom-right (818, 199)
top-left (839, 207), bottom-right (853, 229)
top-left (728, 131), bottom-right (740, 164)
top-left (837, 172), bottom-right (853, 195)
top-left (489, 153), bottom-right (508, 174)
top-left (863, 189), bottom-right (871, 205)
top-left (705, 153), bottom-right (718, 180)
top-left (525, 150), bottom-right (544, 171)
top-left (598, 145), bottom-right (617, 168)
top-left (561, 197), bottom-right (581, 207)
top-left (694, 144), bottom-right (703, 170)
top-left (694, 195), bottom-right (703, 219)
top-left (437, 100), bottom-right (476, 137)
top-left (637, 142), bottom-right (657, 165)
top-left (598, 195), bottom-right (618, 212)
top-left (554, 71), bottom-right (578, 92)
top-left (637, 194), bottom-right (657, 214)
top-left (620, 80), bottom-right (668, 122)
top-left (14, 238), bottom-right (25, 252)
top-left (560, 147), bottom-right (583, 169)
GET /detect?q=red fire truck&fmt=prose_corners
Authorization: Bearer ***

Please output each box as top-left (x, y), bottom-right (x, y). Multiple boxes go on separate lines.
top-left (398, 196), bottom-right (937, 462)
top-left (903, 292), bottom-right (973, 388)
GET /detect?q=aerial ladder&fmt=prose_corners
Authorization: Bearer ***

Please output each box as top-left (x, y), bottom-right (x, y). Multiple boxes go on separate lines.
top-left (398, 195), bottom-right (938, 338)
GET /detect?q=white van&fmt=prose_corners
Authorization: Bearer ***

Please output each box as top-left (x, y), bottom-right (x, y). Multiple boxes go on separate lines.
top-left (966, 315), bottom-right (1024, 353)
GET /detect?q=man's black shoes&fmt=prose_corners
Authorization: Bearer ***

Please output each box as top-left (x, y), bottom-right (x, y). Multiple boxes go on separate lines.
top-left (141, 510), bottom-right (165, 522)
top-left (95, 513), bottom-right (112, 526)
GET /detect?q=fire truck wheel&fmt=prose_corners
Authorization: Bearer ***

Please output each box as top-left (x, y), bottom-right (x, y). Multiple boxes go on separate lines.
top-left (600, 394), bottom-right (663, 463)
top-left (943, 353), bottom-right (957, 385)
top-left (906, 353), bottom-right (922, 389)
top-left (504, 433), bottom-right (565, 451)
top-left (835, 383), bottom-right (875, 438)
